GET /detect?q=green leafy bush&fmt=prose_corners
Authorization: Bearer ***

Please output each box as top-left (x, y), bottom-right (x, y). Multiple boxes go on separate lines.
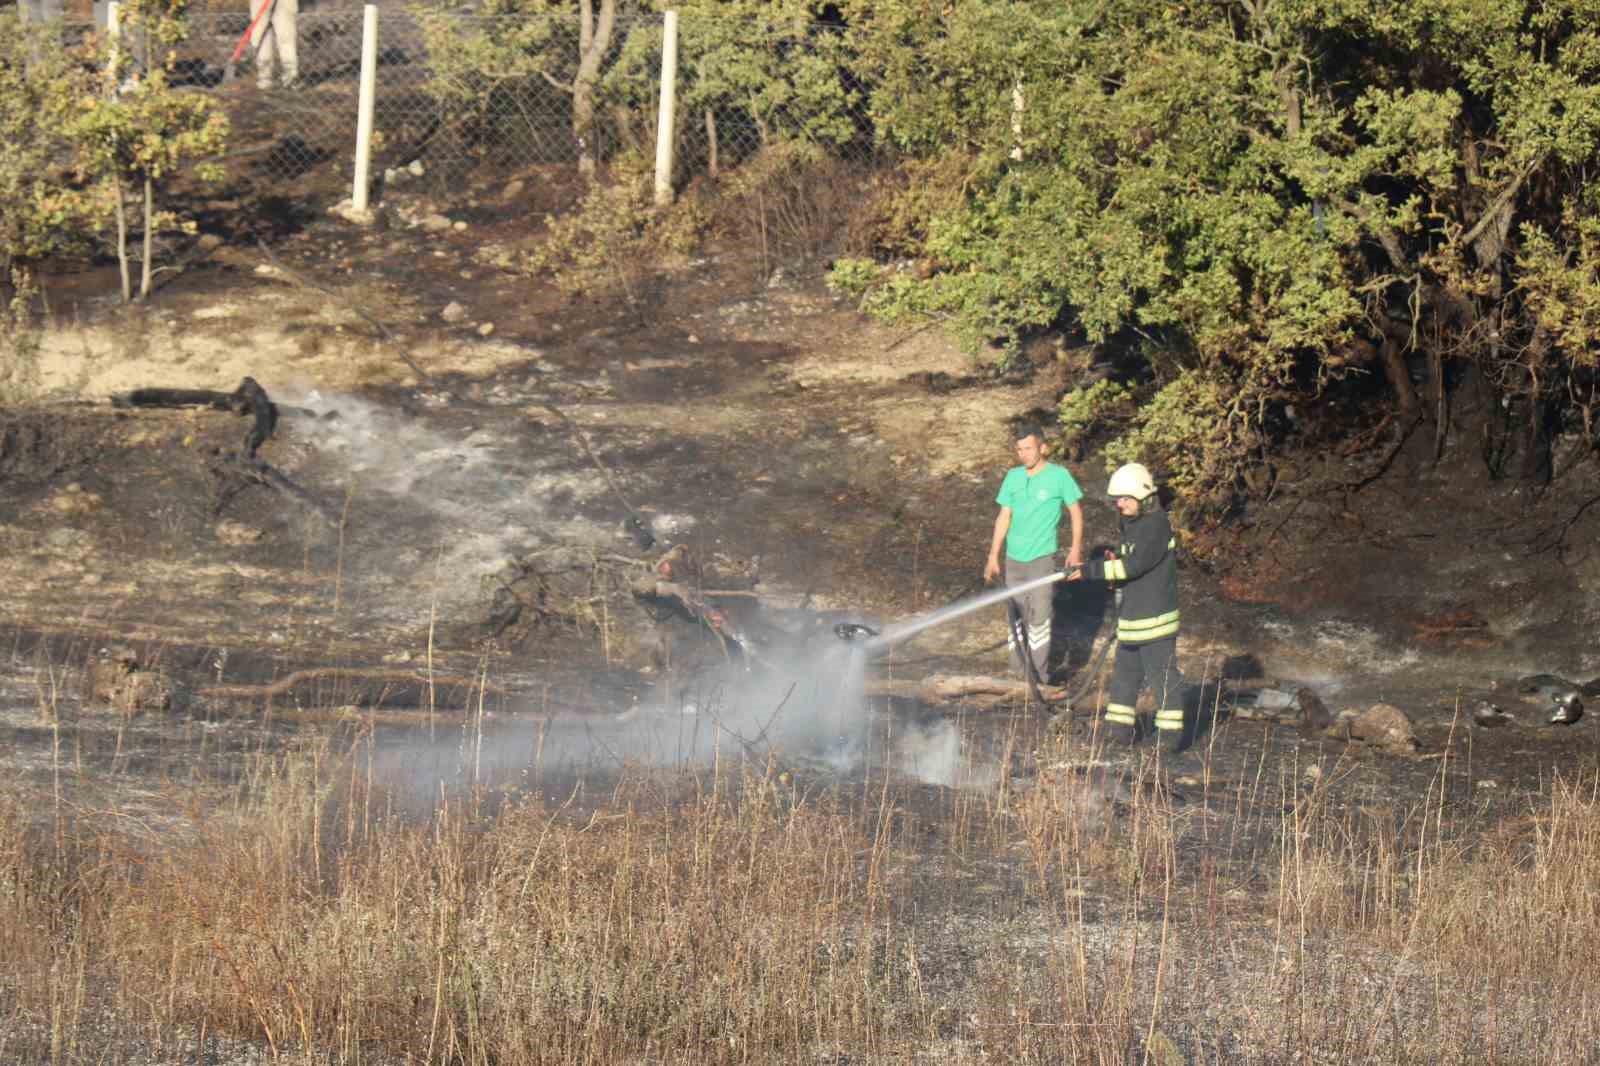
top-left (523, 154), bottom-right (704, 305)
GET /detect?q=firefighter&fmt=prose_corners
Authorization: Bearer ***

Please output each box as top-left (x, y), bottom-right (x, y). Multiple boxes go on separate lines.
top-left (1066, 463), bottom-right (1190, 750)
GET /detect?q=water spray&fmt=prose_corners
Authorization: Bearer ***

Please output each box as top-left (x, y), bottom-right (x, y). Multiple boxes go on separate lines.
top-left (863, 568), bottom-right (1074, 653)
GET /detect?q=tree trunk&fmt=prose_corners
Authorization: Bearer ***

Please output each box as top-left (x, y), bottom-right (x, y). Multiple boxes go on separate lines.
top-left (113, 174), bottom-right (131, 304)
top-left (1378, 332), bottom-right (1417, 414)
top-left (139, 173), bottom-right (153, 301)
top-left (705, 108), bottom-right (718, 178)
top-left (572, 0), bottom-right (616, 180)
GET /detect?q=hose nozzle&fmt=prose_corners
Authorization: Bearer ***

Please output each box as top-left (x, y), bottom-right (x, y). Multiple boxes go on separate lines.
top-left (833, 622), bottom-right (879, 643)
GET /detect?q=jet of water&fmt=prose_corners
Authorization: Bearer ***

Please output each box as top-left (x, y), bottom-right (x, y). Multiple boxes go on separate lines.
top-left (863, 570), bottom-right (1065, 653)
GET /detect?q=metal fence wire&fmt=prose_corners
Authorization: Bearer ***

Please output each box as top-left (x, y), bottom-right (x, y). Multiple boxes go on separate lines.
top-left (45, 3), bottom-right (883, 194)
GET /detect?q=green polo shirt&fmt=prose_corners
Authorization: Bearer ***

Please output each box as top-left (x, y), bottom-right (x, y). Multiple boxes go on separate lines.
top-left (997, 462), bottom-right (1082, 562)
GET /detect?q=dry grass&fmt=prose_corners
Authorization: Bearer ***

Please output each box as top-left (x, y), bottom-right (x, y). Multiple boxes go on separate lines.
top-left (4, 720), bottom-right (1600, 1065)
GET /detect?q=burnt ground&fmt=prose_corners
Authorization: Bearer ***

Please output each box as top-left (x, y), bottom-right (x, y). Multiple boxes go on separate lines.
top-left (6, 163), bottom-right (1600, 791)
top-left (6, 169), bottom-right (1600, 1061)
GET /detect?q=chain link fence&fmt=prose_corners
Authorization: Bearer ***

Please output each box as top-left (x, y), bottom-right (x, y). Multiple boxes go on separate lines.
top-left (38, 3), bottom-right (886, 199)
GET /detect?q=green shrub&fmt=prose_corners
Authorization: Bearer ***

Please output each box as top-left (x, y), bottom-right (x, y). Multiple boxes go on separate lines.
top-left (523, 154), bottom-right (705, 305)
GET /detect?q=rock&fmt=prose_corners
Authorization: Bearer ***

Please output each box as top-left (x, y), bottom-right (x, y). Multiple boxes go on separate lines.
top-left (215, 519), bottom-right (263, 546)
top-left (407, 158), bottom-right (425, 178)
top-left (45, 527), bottom-right (91, 550)
top-left (1472, 699), bottom-right (1514, 728)
top-left (86, 646), bottom-right (172, 717)
top-left (1336, 703), bottom-right (1420, 753)
top-left (500, 178), bottom-right (525, 201)
top-left (1295, 686), bottom-right (1334, 732)
top-left (441, 301), bottom-right (468, 323)
top-left (48, 484), bottom-right (102, 515)
top-left (195, 233), bottom-right (224, 254)
top-left (477, 322), bottom-right (496, 337)
top-left (420, 213), bottom-right (453, 234)
top-left (328, 198), bottom-right (376, 226)
top-left (452, 220), bottom-right (468, 232)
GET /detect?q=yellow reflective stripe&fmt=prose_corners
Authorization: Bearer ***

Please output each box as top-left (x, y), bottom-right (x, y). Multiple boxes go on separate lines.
top-left (1117, 610), bottom-right (1180, 641)
top-left (1168, 537), bottom-right (1176, 550)
top-left (1105, 559), bottom-right (1128, 581)
top-left (1104, 704), bottom-right (1138, 726)
top-left (1154, 709), bottom-right (1184, 730)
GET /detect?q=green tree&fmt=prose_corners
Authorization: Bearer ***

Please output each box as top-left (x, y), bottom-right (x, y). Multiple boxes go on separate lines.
top-left (73, 0), bottom-right (228, 302)
top-left (0, 12), bottom-right (104, 300)
top-left (603, 1), bottom-right (859, 176)
top-left (837, 0), bottom-right (1600, 517)
top-left (416, 0), bottom-right (633, 180)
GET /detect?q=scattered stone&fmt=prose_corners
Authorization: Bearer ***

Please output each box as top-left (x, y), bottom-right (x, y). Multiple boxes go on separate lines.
top-left (441, 301), bottom-right (468, 323)
top-left (1477, 779), bottom-right (1500, 789)
top-left (452, 220), bottom-right (468, 232)
top-left (477, 322), bottom-right (496, 337)
top-left (501, 178), bottom-right (525, 201)
top-left (1334, 703), bottom-right (1420, 753)
top-left (1472, 699), bottom-right (1515, 728)
top-left (253, 264), bottom-right (280, 276)
top-left (48, 484), bottom-right (102, 516)
top-left (420, 213), bottom-right (453, 234)
top-left (407, 158), bottom-right (425, 178)
top-left (328, 198), bottom-right (375, 226)
top-left (215, 519), bottom-right (264, 546)
top-left (195, 233), bottom-right (224, 254)
top-left (687, 334), bottom-right (700, 344)
top-left (86, 646), bottom-right (173, 717)
top-left (382, 650), bottom-right (414, 664)
top-left (1295, 686), bottom-right (1333, 732)
top-left (45, 527), bottom-right (91, 550)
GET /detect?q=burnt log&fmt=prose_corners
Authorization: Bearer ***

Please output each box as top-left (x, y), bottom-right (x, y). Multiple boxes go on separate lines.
top-left (112, 376), bottom-right (288, 458)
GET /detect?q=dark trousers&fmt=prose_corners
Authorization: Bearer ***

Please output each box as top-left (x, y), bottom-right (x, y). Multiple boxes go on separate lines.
top-left (1104, 636), bottom-right (1186, 736)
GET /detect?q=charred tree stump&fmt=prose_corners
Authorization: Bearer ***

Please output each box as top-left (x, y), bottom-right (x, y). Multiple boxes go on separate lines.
top-left (111, 377), bottom-right (337, 526)
top-left (112, 376), bottom-right (281, 458)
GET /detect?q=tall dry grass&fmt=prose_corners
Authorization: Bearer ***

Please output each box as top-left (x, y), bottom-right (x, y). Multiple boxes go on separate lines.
top-left (3, 726), bottom-right (1600, 1064)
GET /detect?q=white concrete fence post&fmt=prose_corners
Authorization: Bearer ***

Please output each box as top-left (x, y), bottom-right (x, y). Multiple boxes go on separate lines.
top-left (654, 9), bottom-right (679, 207)
top-left (1010, 81), bottom-right (1024, 161)
top-left (106, 0), bottom-right (120, 87)
top-left (352, 3), bottom-right (379, 214)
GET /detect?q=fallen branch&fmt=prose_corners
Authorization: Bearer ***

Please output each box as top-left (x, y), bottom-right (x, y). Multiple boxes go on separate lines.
top-left (201, 667), bottom-right (507, 708)
top-left (212, 451), bottom-right (340, 526)
top-left (113, 376), bottom-right (279, 457)
top-left (862, 674), bottom-right (1072, 705)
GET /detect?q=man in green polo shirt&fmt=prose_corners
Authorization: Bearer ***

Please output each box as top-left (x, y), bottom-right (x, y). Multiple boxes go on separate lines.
top-left (984, 425), bottom-right (1083, 682)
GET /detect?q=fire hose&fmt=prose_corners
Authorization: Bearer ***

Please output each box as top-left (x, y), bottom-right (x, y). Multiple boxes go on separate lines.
top-left (1005, 597), bottom-right (1117, 708)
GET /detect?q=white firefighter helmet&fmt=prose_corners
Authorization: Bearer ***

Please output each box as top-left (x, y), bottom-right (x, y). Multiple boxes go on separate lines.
top-left (1107, 463), bottom-right (1156, 501)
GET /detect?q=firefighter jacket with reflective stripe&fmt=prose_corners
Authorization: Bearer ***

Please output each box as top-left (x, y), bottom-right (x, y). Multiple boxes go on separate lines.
top-left (1084, 505), bottom-right (1179, 644)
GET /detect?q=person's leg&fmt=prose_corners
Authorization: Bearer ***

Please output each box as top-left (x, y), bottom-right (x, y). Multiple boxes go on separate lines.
top-left (1144, 637), bottom-right (1189, 750)
top-left (251, 0), bottom-right (277, 88)
top-left (1103, 642), bottom-right (1141, 744)
top-left (272, 0), bottom-right (297, 86)
top-left (1004, 554), bottom-right (1056, 683)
